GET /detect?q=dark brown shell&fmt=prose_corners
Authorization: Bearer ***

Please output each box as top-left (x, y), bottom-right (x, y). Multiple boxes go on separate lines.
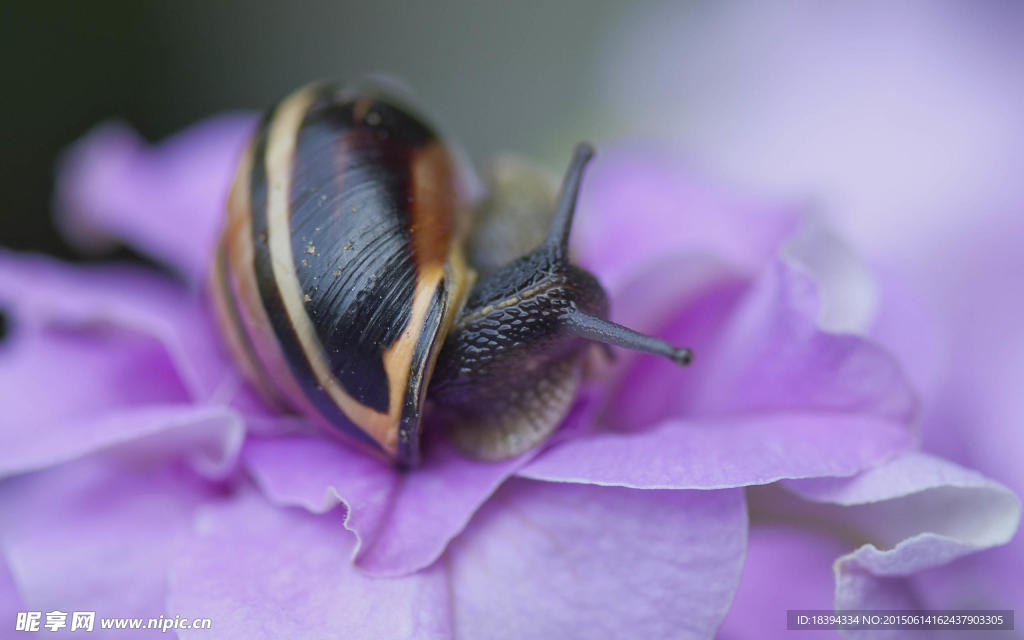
top-left (211, 82), bottom-right (472, 466)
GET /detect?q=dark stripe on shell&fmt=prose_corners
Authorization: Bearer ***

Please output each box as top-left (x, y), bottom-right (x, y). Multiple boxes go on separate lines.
top-left (248, 114), bottom-right (379, 449)
top-left (288, 91), bottom-right (440, 413)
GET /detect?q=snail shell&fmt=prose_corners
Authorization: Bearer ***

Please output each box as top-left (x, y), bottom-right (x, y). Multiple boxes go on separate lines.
top-left (212, 81), bottom-right (692, 467)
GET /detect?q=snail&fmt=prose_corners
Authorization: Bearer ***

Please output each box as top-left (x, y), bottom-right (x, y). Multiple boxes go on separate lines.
top-left (211, 81), bottom-right (692, 467)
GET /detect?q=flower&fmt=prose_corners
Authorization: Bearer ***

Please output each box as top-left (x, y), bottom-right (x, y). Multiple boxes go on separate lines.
top-left (601, 3), bottom-right (1024, 633)
top-left (0, 110), bottom-right (1018, 639)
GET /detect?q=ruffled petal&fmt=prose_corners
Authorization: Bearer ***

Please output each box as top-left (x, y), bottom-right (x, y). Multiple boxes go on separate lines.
top-left (604, 262), bottom-right (915, 436)
top-left (0, 316), bottom-right (186, 438)
top-left (241, 434), bottom-right (390, 514)
top-left (0, 401), bottom-right (243, 480)
top-left (243, 431), bottom-right (531, 577)
top-left (0, 452), bottom-right (231, 632)
top-left (167, 488), bottom-right (452, 640)
top-left (685, 260), bottom-right (916, 420)
top-left (718, 524), bottom-right (848, 640)
top-left (781, 217), bottom-right (880, 335)
top-left (784, 452), bottom-right (1020, 619)
top-left (908, 535), bottom-right (1024, 614)
top-left (522, 255), bottom-right (916, 489)
top-left (785, 452), bottom-right (1020, 546)
top-left (590, 253), bottom-right (749, 430)
top-left (55, 115), bottom-right (255, 284)
top-left (448, 479), bottom-right (747, 640)
top-left (0, 250), bottom-right (267, 412)
top-left (872, 218), bottom-right (1024, 614)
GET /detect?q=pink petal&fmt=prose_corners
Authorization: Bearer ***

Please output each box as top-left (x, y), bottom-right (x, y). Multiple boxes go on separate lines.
top-left (605, 260), bottom-right (917, 433)
top-left (868, 207), bottom-right (1024, 617)
top-left (575, 148), bottom-right (799, 291)
top-left (0, 323), bottom-right (247, 478)
top-left (718, 525), bottom-right (848, 640)
top-left (0, 401), bottom-right (243, 480)
top-left (593, 253), bottom-right (749, 430)
top-left (785, 452), bottom-right (1020, 539)
top-left (909, 536), bottom-right (1024, 612)
top-left (167, 488), bottom-right (452, 639)
top-left (55, 115), bottom-right (256, 284)
top-left (522, 257), bottom-right (917, 489)
top-left (520, 413), bottom-right (914, 489)
top-left (687, 260), bottom-right (916, 420)
top-left (868, 266), bottom-right (947, 414)
top-left (0, 323), bottom-right (187, 443)
top-left (0, 453), bottom-right (228, 633)
top-left (0, 555), bottom-right (24, 629)
top-left (243, 430), bottom-right (533, 577)
top-left (448, 480), bottom-right (747, 639)
top-left (781, 218), bottom-right (880, 335)
top-left (0, 250), bottom-right (268, 412)
top-left (785, 452), bottom-right (1020, 615)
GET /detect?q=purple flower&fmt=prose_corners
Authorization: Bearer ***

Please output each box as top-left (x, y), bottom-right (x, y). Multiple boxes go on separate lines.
top-left (602, 3), bottom-right (1024, 635)
top-left (0, 111), bottom-right (1017, 639)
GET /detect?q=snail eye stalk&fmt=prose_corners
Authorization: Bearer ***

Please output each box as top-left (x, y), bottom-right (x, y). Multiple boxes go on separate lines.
top-left (544, 142), bottom-right (693, 368)
top-left (561, 309), bottom-right (694, 367)
top-left (543, 143), bottom-right (595, 259)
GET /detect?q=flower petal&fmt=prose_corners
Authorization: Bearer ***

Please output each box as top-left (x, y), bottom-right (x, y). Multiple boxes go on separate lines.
top-left (0, 319), bottom-right (186, 437)
top-left (605, 260), bottom-right (917, 435)
top-left (55, 115), bottom-right (255, 284)
top-left (0, 402), bottom-right (243, 480)
top-left (0, 453), bottom-right (227, 630)
top-left (0, 250), bottom-right (267, 412)
top-left (908, 536), bottom-right (1024, 613)
top-left (784, 452), bottom-right (1020, 545)
top-left (784, 452), bottom-right (1021, 615)
top-left (781, 217), bottom-right (880, 335)
top-left (575, 148), bottom-right (798, 291)
top-left (866, 221), bottom-right (1024, 615)
top-left (688, 260), bottom-right (916, 420)
top-left (718, 524), bottom-right (848, 640)
top-left (167, 487), bottom-right (452, 640)
top-left (522, 256), bottom-right (917, 489)
top-left (243, 431), bottom-right (530, 577)
top-left (0, 554), bottom-right (24, 628)
top-left (448, 480), bottom-right (747, 640)
top-left (519, 413), bottom-right (914, 489)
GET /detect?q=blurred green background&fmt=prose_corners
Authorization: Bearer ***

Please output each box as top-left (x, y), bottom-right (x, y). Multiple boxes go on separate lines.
top-left (1, 0), bottom-right (632, 259)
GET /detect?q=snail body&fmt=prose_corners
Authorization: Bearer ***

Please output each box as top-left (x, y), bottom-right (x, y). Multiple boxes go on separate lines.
top-left (212, 82), bottom-right (691, 467)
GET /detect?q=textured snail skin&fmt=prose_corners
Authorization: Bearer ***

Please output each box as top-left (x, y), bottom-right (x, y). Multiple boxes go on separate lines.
top-left (429, 252), bottom-right (609, 460)
top-left (212, 81), bottom-right (691, 467)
